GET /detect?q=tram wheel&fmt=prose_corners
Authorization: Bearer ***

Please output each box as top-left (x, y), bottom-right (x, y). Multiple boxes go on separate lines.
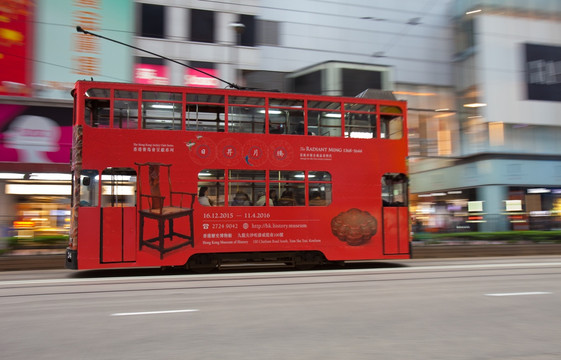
top-left (187, 254), bottom-right (218, 273)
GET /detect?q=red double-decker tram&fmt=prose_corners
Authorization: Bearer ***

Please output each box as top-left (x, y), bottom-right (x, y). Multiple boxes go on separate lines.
top-left (66, 81), bottom-right (409, 270)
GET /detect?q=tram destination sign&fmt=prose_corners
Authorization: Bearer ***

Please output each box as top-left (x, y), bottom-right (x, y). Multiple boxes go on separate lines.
top-left (525, 43), bottom-right (561, 102)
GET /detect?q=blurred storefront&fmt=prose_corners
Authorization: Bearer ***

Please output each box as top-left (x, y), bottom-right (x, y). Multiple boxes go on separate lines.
top-left (411, 185), bottom-right (561, 234)
top-left (0, 104), bottom-right (72, 238)
top-left (0, 0), bottom-right (133, 240)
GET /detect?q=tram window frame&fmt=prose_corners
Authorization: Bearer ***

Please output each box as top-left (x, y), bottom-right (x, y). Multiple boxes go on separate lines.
top-left (113, 90), bottom-right (139, 130)
top-left (83, 88), bottom-right (111, 128)
top-left (85, 99), bottom-right (110, 128)
top-left (228, 169), bottom-right (266, 206)
top-left (113, 100), bottom-right (139, 129)
top-left (307, 110), bottom-right (342, 137)
top-left (344, 103), bottom-right (377, 139)
top-left (79, 170), bottom-right (99, 207)
top-left (270, 170), bottom-right (306, 206)
top-left (309, 183), bottom-right (331, 206)
top-left (186, 93), bottom-right (226, 132)
top-left (141, 91), bottom-right (183, 130)
top-left (382, 173), bottom-right (408, 207)
top-left (269, 98), bottom-right (305, 135)
top-left (308, 171), bottom-right (332, 206)
top-left (198, 169), bottom-right (225, 206)
top-left (228, 96), bottom-right (266, 134)
top-left (101, 168), bottom-right (137, 208)
top-left (307, 101), bottom-right (342, 137)
top-left (380, 106), bottom-right (404, 140)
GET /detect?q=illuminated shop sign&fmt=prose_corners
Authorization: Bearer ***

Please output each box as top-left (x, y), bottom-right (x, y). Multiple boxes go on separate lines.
top-left (134, 64), bottom-right (169, 85)
top-left (0, 0), bottom-right (34, 97)
top-left (184, 68), bottom-right (220, 88)
top-left (0, 105), bottom-right (72, 164)
top-left (525, 43), bottom-right (561, 102)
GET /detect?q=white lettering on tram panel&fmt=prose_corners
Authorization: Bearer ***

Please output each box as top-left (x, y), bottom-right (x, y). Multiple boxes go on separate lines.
top-left (299, 146), bottom-right (363, 161)
top-left (200, 216), bottom-right (320, 246)
top-left (133, 143), bottom-right (175, 153)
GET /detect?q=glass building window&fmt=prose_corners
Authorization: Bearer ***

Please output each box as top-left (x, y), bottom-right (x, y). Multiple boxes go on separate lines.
top-left (239, 14), bottom-right (256, 47)
top-left (191, 9), bottom-right (215, 43)
top-left (138, 4), bottom-right (165, 38)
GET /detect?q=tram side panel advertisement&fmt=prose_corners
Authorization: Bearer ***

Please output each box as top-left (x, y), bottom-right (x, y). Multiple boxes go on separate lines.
top-left (75, 126), bottom-right (403, 269)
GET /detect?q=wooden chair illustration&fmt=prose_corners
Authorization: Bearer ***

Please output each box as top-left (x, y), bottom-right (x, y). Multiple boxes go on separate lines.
top-left (136, 162), bottom-right (195, 259)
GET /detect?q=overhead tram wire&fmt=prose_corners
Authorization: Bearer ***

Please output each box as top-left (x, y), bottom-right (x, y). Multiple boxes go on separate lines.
top-left (76, 26), bottom-right (241, 90)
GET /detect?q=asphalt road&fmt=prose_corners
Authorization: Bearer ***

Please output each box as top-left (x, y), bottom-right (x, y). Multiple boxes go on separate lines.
top-left (1, 256), bottom-right (561, 359)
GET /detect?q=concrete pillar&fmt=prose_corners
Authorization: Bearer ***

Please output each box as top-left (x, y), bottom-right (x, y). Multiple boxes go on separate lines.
top-left (477, 185), bottom-right (509, 232)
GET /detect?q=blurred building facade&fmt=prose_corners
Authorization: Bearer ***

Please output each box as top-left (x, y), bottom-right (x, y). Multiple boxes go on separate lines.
top-left (412, 0), bottom-right (561, 232)
top-left (0, 0), bottom-right (560, 237)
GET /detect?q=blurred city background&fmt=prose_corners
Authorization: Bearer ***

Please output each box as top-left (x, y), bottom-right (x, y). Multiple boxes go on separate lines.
top-left (1, 0), bottom-right (561, 253)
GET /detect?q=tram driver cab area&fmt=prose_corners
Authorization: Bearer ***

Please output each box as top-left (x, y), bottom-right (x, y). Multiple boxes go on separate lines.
top-left (382, 173), bottom-right (408, 207)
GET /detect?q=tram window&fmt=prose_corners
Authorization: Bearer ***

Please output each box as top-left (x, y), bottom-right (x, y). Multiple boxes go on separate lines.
top-left (115, 89), bottom-right (139, 99)
top-left (344, 112), bottom-right (376, 139)
top-left (269, 111), bottom-right (286, 134)
top-left (198, 170), bottom-right (225, 206)
top-left (84, 107), bottom-right (92, 126)
top-left (85, 88), bottom-right (110, 98)
top-left (274, 184), bottom-right (305, 206)
top-left (270, 170), bottom-right (304, 182)
top-left (307, 100), bottom-right (341, 110)
top-left (267, 99), bottom-right (304, 135)
top-left (382, 173), bottom-right (407, 207)
top-left (143, 91), bottom-right (181, 102)
top-left (228, 96), bottom-right (265, 134)
top-left (229, 169), bottom-right (265, 181)
top-left (85, 99), bottom-right (110, 128)
top-left (309, 183), bottom-right (332, 206)
top-left (197, 182), bottom-right (224, 206)
top-left (380, 106), bottom-right (403, 139)
top-left (114, 100), bottom-right (138, 129)
top-left (198, 169), bottom-right (225, 180)
top-left (186, 93), bottom-right (225, 104)
top-left (228, 106), bottom-right (265, 134)
top-left (308, 111), bottom-right (342, 137)
top-left (345, 103), bottom-right (375, 112)
top-left (270, 170), bottom-right (305, 206)
top-left (229, 183), bottom-right (266, 206)
top-left (228, 170), bottom-right (266, 206)
top-left (142, 102), bottom-right (182, 130)
top-left (79, 170), bottom-right (99, 207)
top-left (269, 109), bottom-right (305, 135)
top-left (308, 171), bottom-right (331, 182)
top-left (186, 104), bottom-right (225, 132)
top-left (101, 168), bottom-right (137, 207)
top-left (270, 98), bottom-right (304, 108)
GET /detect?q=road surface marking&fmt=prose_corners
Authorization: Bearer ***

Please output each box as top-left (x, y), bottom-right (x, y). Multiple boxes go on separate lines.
top-left (111, 309), bottom-right (199, 316)
top-left (485, 292), bottom-right (552, 297)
